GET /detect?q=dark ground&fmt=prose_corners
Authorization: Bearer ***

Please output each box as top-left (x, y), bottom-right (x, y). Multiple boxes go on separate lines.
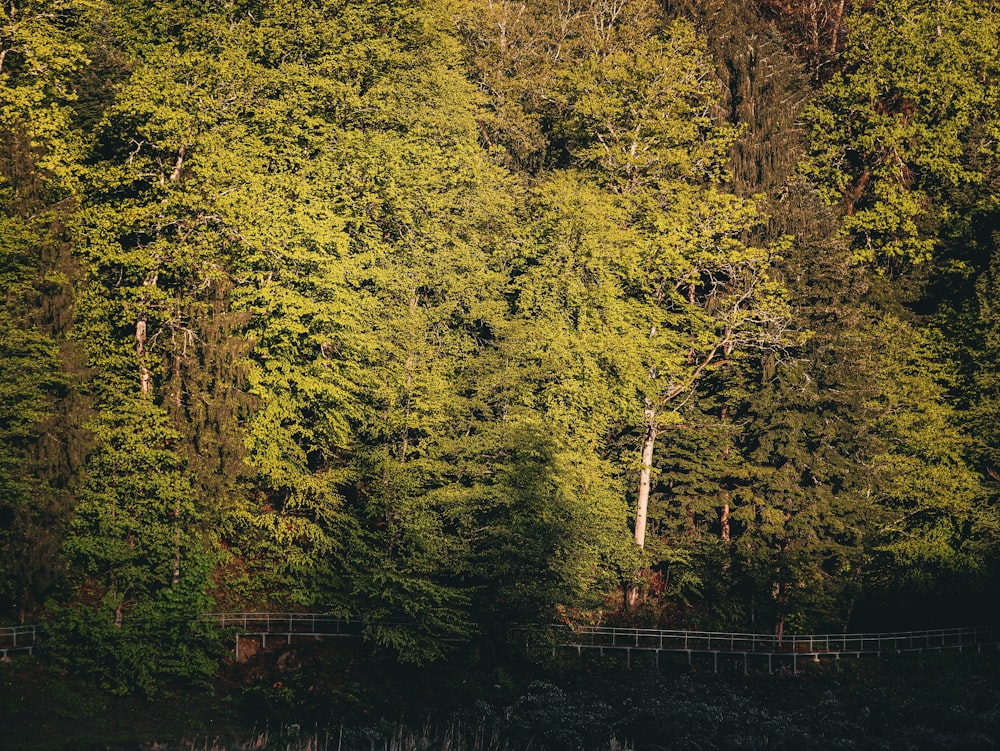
top-left (3, 638), bottom-right (1000, 750)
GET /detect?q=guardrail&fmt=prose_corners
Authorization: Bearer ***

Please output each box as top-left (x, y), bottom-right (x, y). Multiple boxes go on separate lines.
top-left (4, 616), bottom-right (997, 672)
top-left (556, 625), bottom-right (996, 655)
top-left (202, 612), bottom-right (365, 635)
top-left (548, 624), bottom-right (998, 674)
top-left (0, 625), bottom-right (37, 657)
top-left (201, 612), bottom-right (368, 661)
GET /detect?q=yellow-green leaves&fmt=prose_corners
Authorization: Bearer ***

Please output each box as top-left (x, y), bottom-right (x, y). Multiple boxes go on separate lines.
top-left (804, 0), bottom-right (1000, 267)
top-left (563, 20), bottom-right (732, 192)
top-left (0, 0), bottom-right (92, 199)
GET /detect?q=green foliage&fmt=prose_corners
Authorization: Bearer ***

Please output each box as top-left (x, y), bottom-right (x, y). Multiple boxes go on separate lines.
top-left (968, 248), bottom-right (1000, 483)
top-left (560, 19), bottom-right (734, 191)
top-left (46, 554), bottom-right (221, 697)
top-left (0, 321), bottom-right (67, 619)
top-left (862, 316), bottom-right (993, 594)
top-left (455, 423), bottom-right (636, 625)
top-left (0, 0), bottom-right (997, 681)
top-left (803, 0), bottom-right (1000, 267)
top-left (0, 0), bottom-right (93, 201)
top-left (66, 399), bottom-right (198, 604)
top-left (506, 5), bottom-right (795, 577)
top-left (0, 0), bottom-right (102, 621)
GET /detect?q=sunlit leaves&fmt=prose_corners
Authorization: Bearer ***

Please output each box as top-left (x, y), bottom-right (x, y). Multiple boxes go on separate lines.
top-left (563, 21), bottom-right (732, 192)
top-left (0, 0), bottom-right (92, 199)
top-left (803, 0), bottom-right (1000, 266)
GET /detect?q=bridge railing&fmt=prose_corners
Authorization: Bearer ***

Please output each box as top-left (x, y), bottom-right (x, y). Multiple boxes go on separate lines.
top-left (0, 624), bottom-right (37, 654)
top-left (554, 625), bottom-right (996, 655)
top-left (201, 612), bottom-right (366, 636)
top-left (5, 617), bottom-right (996, 659)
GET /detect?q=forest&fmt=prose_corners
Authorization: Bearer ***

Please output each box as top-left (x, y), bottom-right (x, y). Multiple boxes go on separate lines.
top-left (2, 0), bottom-right (1000, 703)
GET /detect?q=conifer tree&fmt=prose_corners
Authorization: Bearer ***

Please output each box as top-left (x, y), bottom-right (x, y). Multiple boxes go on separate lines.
top-left (0, 0), bottom-right (97, 621)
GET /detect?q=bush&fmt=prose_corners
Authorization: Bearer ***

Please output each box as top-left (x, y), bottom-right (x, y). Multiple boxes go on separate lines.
top-left (45, 563), bottom-right (222, 696)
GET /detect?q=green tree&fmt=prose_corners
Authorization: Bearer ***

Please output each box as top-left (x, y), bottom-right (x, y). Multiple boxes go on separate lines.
top-left (65, 400), bottom-right (199, 621)
top-left (550, 7), bottom-right (794, 574)
top-left (800, 0), bottom-right (1000, 624)
top-left (0, 0), bottom-right (100, 621)
top-left (0, 319), bottom-right (66, 621)
top-left (861, 316), bottom-right (993, 611)
top-left (71, 0), bottom-right (369, 612)
top-left (330, 1), bottom-right (529, 657)
top-left (803, 0), bottom-right (1000, 268)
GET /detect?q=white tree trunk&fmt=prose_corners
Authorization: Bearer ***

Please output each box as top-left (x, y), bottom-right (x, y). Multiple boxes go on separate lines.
top-left (136, 272), bottom-right (157, 396)
top-left (626, 403), bottom-right (657, 611)
top-left (136, 317), bottom-right (152, 395)
top-left (634, 402), bottom-right (657, 549)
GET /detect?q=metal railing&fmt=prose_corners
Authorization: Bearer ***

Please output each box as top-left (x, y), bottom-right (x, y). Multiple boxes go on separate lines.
top-left (202, 612), bottom-right (365, 636)
top-left (4, 616), bottom-right (996, 665)
top-left (554, 625), bottom-right (997, 655)
top-left (200, 612), bottom-right (372, 661)
top-left (0, 624), bottom-right (37, 656)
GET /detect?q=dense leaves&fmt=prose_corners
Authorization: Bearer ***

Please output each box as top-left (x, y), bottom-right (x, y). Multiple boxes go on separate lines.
top-left (0, 0), bottom-right (998, 689)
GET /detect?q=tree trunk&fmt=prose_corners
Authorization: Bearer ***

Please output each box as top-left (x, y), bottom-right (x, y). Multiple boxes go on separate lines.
top-left (171, 348), bottom-right (183, 409)
top-left (830, 0), bottom-right (847, 54)
top-left (170, 146), bottom-right (186, 183)
top-left (136, 272), bottom-right (157, 396)
top-left (626, 402), bottom-right (657, 611)
top-left (634, 402), bottom-right (656, 549)
top-left (625, 581), bottom-right (639, 611)
top-left (720, 501), bottom-right (730, 542)
top-left (136, 317), bottom-right (152, 395)
top-left (171, 506), bottom-right (181, 587)
top-left (775, 579), bottom-right (786, 644)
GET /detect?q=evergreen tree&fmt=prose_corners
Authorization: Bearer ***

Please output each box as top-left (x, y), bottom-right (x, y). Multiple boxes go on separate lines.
top-left (0, 0), bottom-right (98, 621)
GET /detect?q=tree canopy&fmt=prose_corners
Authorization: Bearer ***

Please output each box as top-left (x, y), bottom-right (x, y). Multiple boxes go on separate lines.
top-left (1, 0), bottom-right (998, 681)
